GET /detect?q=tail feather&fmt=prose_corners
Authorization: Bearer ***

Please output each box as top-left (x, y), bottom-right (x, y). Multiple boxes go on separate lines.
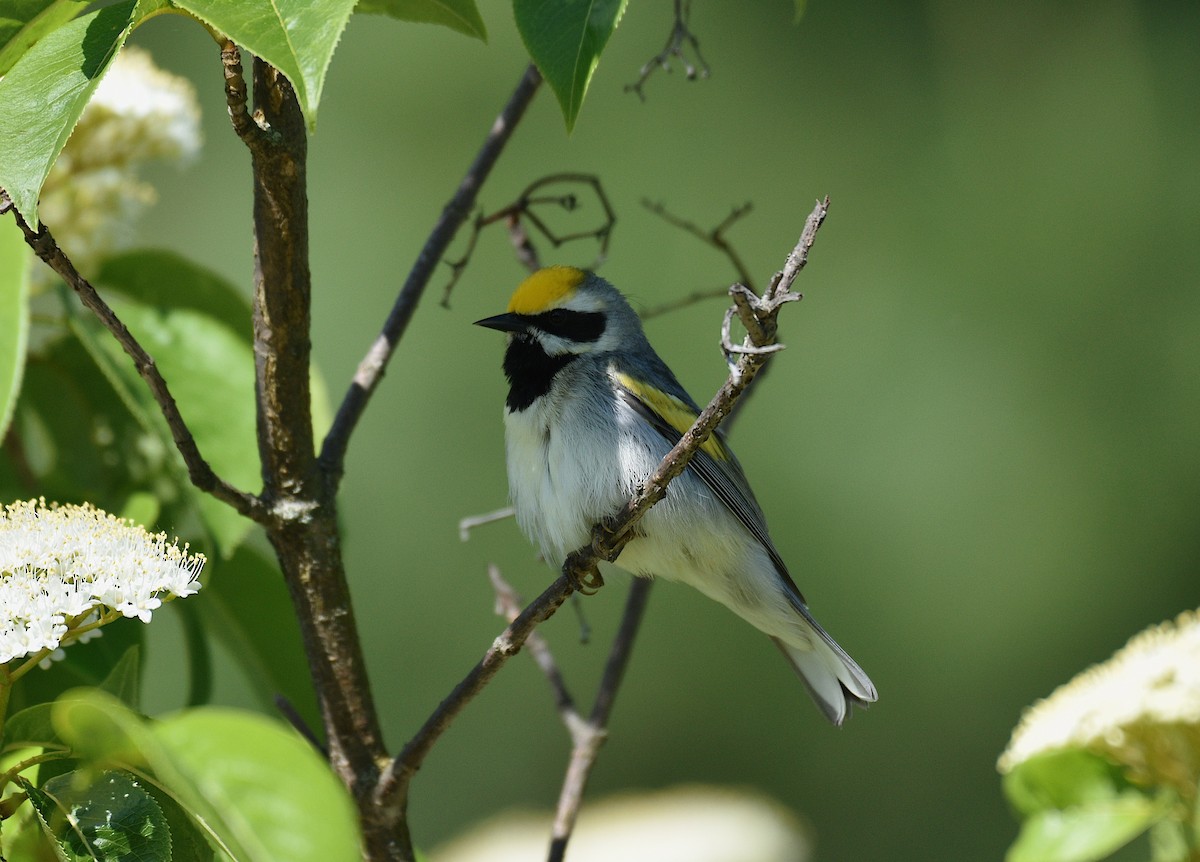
top-left (772, 609), bottom-right (877, 726)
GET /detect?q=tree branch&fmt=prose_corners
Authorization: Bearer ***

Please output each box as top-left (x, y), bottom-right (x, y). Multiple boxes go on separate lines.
top-left (319, 64), bottom-right (543, 486)
top-left (626, 0), bottom-right (710, 101)
top-left (376, 197), bottom-right (831, 849)
top-left (2, 194), bottom-right (262, 519)
top-left (231, 59), bottom-right (396, 860)
top-left (547, 577), bottom-right (651, 862)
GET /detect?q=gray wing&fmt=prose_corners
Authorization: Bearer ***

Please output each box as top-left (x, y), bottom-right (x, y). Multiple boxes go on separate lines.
top-left (614, 381), bottom-right (807, 605)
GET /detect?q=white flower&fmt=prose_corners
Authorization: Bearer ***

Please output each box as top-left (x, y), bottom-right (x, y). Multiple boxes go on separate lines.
top-left (999, 608), bottom-right (1200, 796)
top-left (432, 786), bottom-right (811, 862)
top-left (0, 499), bottom-right (205, 665)
top-left (34, 46), bottom-right (201, 282)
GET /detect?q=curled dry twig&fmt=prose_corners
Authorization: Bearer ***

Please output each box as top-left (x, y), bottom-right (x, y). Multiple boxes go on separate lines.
top-left (440, 173), bottom-right (617, 307)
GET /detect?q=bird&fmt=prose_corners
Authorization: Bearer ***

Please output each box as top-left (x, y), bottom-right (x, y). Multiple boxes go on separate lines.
top-left (475, 265), bottom-right (877, 724)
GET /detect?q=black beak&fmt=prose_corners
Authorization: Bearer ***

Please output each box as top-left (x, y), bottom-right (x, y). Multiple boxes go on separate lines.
top-left (474, 312), bottom-right (528, 333)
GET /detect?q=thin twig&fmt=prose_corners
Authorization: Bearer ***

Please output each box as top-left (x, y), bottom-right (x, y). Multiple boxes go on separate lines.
top-left (459, 505), bottom-right (516, 541)
top-left (547, 577), bottom-right (651, 862)
top-left (275, 694), bottom-right (327, 757)
top-left (489, 565), bottom-right (577, 716)
top-left (626, 0), bottom-right (710, 101)
top-left (318, 64), bottom-right (543, 487)
top-left (440, 173), bottom-right (616, 307)
top-left (219, 41), bottom-right (264, 146)
top-left (642, 199), bottom-right (755, 290)
top-left (376, 197), bottom-right (831, 832)
top-left (3, 196), bottom-right (262, 520)
top-left (375, 572), bottom-right (577, 818)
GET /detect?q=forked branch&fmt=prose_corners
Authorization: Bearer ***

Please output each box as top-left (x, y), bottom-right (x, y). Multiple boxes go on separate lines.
top-left (2, 192), bottom-right (262, 519)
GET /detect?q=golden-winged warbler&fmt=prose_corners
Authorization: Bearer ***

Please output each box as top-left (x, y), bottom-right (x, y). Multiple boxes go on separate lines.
top-left (475, 266), bottom-right (876, 724)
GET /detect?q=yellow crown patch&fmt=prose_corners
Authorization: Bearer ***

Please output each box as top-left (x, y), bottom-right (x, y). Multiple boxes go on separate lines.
top-left (507, 266), bottom-right (587, 314)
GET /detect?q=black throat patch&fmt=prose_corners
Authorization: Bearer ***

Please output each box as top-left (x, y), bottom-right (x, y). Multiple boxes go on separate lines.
top-left (503, 336), bottom-right (577, 412)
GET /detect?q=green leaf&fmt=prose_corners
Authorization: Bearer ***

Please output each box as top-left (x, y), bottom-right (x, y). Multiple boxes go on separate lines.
top-left (0, 0), bottom-right (166, 227)
top-left (52, 691), bottom-right (360, 862)
top-left (3, 702), bottom-right (63, 752)
top-left (793, 0), bottom-right (808, 23)
top-left (513, 0), bottom-right (627, 131)
top-left (96, 645), bottom-right (141, 711)
top-left (73, 253), bottom-right (261, 557)
top-left (142, 780), bottom-right (219, 862)
top-left (169, 0), bottom-right (356, 128)
top-left (117, 491), bottom-right (161, 533)
top-left (7, 617), bottom-right (144, 721)
top-left (0, 0), bottom-right (88, 76)
top-left (1, 650), bottom-right (134, 756)
top-left (197, 546), bottom-right (320, 735)
top-left (1004, 749), bottom-right (1131, 816)
top-left (174, 600), bottom-right (213, 708)
top-left (356, 0), bottom-right (486, 40)
top-left (0, 219), bottom-right (31, 441)
top-left (22, 773), bottom-right (171, 862)
top-left (26, 770), bottom-right (171, 862)
top-left (152, 709), bottom-right (359, 862)
top-left (1006, 794), bottom-right (1164, 862)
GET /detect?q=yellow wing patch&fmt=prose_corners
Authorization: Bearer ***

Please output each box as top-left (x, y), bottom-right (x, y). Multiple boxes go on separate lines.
top-left (507, 266), bottom-right (588, 314)
top-left (615, 372), bottom-right (729, 461)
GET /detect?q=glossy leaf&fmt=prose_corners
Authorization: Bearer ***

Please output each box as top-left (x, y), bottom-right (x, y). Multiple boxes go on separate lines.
top-left (356, 0), bottom-right (486, 40)
top-left (6, 616), bottom-right (144, 720)
top-left (0, 0), bottom-right (88, 76)
top-left (169, 0), bottom-right (356, 127)
top-left (513, 0), bottom-right (627, 130)
top-left (53, 691), bottom-right (361, 862)
top-left (0, 220), bottom-right (30, 441)
top-left (1006, 794), bottom-right (1163, 862)
top-left (198, 546), bottom-right (320, 733)
top-left (1004, 749), bottom-right (1131, 816)
top-left (75, 252), bottom-right (261, 557)
top-left (0, 0), bottom-right (165, 227)
top-left (26, 770), bottom-right (170, 862)
top-left (143, 780), bottom-right (219, 862)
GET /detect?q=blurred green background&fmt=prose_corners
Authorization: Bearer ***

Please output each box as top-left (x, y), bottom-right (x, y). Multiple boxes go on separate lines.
top-left (62, 1), bottom-right (1200, 859)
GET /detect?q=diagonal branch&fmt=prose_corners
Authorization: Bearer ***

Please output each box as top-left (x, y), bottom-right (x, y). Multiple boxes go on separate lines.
top-left (375, 197), bottom-right (831, 840)
top-left (546, 577), bottom-right (651, 862)
top-left (3, 194), bottom-right (262, 519)
top-left (319, 64), bottom-right (543, 486)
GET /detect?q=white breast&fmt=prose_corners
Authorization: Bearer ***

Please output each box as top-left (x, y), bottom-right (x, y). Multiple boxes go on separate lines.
top-left (503, 367), bottom-right (629, 564)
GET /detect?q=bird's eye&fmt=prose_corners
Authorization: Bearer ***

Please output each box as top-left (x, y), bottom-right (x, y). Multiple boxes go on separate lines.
top-left (543, 308), bottom-right (569, 324)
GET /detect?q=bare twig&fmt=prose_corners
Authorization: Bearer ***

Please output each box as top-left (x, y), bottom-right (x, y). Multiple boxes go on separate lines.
top-left (642, 200), bottom-right (755, 290)
top-left (219, 41), bottom-right (264, 145)
top-left (639, 286), bottom-right (729, 320)
top-left (275, 693), bottom-right (327, 757)
top-left (377, 197), bottom-right (831, 839)
top-left (459, 505), bottom-right (516, 541)
top-left (3, 197), bottom-right (262, 520)
top-left (318, 64), bottom-right (544, 487)
top-left (626, 0), bottom-right (710, 101)
top-left (547, 577), bottom-right (651, 862)
top-left (375, 572), bottom-right (577, 820)
top-left (489, 565), bottom-right (577, 716)
top-left (440, 173), bottom-right (616, 307)
top-left (487, 565), bottom-right (653, 862)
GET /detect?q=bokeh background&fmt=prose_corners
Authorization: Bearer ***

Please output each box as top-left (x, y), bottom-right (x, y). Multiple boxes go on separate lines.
top-left (62, 1), bottom-right (1200, 859)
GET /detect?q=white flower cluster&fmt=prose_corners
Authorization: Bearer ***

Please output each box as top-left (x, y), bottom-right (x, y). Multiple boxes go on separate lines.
top-left (35, 46), bottom-right (201, 281)
top-left (433, 786), bottom-right (810, 862)
top-left (999, 608), bottom-right (1200, 793)
top-left (0, 499), bottom-right (204, 665)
